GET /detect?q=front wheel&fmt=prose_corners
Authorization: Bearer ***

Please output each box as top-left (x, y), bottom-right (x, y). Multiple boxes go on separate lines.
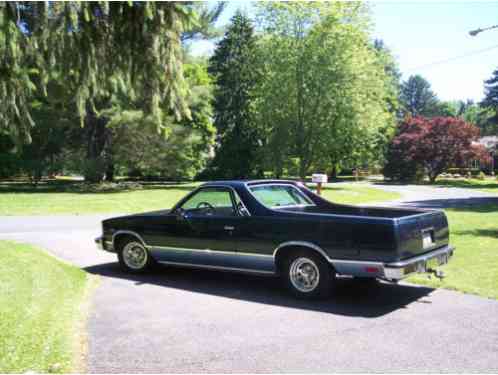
top-left (118, 240), bottom-right (154, 273)
top-left (282, 250), bottom-right (335, 299)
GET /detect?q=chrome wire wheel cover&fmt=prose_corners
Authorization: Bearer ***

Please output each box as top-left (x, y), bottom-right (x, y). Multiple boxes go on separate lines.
top-left (122, 242), bottom-right (148, 270)
top-left (289, 257), bottom-right (320, 293)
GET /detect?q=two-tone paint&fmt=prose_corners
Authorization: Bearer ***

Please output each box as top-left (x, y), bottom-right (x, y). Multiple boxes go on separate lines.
top-left (96, 180), bottom-right (454, 281)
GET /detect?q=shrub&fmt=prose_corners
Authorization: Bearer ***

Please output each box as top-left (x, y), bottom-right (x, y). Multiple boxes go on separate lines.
top-left (383, 116), bottom-right (489, 183)
top-left (477, 171), bottom-right (486, 180)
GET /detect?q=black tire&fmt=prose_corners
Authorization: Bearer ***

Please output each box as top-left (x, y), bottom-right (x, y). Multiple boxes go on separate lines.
top-left (281, 249), bottom-right (335, 299)
top-left (117, 238), bottom-right (155, 273)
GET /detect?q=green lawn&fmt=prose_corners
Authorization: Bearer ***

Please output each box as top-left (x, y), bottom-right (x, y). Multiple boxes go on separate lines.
top-left (0, 181), bottom-right (400, 215)
top-left (409, 204), bottom-right (498, 299)
top-left (432, 178), bottom-right (498, 194)
top-left (0, 241), bottom-right (91, 373)
top-left (0, 181), bottom-right (199, 215)
top-left (320, 183), bottom-right (402, 205)
top-left (1, 180), bottom-right (496, 299)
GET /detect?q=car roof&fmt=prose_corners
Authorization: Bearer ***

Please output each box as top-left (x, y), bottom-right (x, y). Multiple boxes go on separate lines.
top-left (201, 180), bottom-right (300, 188)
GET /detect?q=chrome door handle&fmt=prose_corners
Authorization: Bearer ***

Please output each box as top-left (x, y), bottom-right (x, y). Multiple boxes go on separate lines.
top-left (224, 226), bottom-right (235, 231)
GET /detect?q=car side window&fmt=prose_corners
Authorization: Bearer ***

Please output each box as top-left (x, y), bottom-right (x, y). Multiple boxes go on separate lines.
top-left (180, 188), bottom-right (236, 217)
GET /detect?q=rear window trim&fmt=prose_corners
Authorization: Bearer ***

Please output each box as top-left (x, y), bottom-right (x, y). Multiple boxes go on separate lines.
top-left (247, 183), bottom-right (316, 209)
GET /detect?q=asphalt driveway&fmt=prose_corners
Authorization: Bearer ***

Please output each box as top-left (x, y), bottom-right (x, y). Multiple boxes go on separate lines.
top-left (1, 185), bottom-right (498, 372)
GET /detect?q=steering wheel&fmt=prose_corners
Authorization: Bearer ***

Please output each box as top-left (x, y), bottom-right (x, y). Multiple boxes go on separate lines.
top-left (196, 201), bottom-right (215, 215)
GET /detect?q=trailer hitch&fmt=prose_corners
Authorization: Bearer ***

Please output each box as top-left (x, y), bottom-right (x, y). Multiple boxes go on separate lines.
top-left (427, 268), bottom-right (445, 280)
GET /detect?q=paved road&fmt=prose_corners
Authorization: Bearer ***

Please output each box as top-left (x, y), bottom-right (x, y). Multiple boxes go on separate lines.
top-left (2, 185), bottom-right (498, 372)
top-left (364, 182), bottom-right (498, 208)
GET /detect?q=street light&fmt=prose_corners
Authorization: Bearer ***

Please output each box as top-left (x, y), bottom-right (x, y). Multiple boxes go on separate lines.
top-left (469, 24), bottom-right (498, 36)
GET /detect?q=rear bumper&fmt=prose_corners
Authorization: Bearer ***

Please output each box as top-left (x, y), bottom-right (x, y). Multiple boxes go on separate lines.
top-left (383, 245), bottom-right (455, 281)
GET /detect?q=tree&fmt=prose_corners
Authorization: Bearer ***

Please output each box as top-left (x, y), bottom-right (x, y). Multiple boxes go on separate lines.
top-left (383, 116), bottom-right (490, 183)
top-left (0, 2), bottom-right (229, 182)
top-left (480, 68), bottom-right (498, 134)
top-left (399, 75), bottom-right (440, 118)
top-left (374, 39), bottom-right (401, 116)
top-left (206, 11), bottom-right (260, 179)
top-left (105, 58), bottom-right (216, 180)
top-left (0, 3), bottom-right (196, 144)
top-left (254, 2), bottom-right (395, 178)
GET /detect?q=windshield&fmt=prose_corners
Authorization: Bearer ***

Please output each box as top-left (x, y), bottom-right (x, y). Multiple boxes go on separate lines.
top-left (249, 184), bottom-right (315, 208)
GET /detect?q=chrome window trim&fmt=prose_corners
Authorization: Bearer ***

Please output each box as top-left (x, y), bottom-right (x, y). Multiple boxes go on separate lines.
top-left (174, 184), bottom-right (252, 217)
top-left (247, 183), bottom-right (316, 209)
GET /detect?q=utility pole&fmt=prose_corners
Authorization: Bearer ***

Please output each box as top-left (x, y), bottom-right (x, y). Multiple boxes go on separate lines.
top-left (469, 24), bottom-right (498, 36)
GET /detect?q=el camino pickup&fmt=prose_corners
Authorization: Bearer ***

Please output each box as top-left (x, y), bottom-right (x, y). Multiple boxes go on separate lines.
top-left (95, 180), bottom-right (454, 298)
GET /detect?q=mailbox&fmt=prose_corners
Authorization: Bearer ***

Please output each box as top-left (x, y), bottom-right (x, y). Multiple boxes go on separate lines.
top-left (311, 173), bottom-right (328, 195)
top-left (312, 174), bottom-right (328, 184)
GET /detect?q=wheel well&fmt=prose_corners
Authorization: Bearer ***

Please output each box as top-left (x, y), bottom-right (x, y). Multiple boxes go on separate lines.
top-left (113, 233), bottom-right (144, 252)
top-left (274, 245), bottom-right (332, 274)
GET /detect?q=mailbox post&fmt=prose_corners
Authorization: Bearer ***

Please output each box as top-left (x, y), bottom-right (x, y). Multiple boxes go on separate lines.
top-left (312, 173), bottom-right (328, 196)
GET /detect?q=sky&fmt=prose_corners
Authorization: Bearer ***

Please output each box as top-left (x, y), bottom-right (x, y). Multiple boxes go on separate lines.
top-left (190, 1), bottom-right (498, 103)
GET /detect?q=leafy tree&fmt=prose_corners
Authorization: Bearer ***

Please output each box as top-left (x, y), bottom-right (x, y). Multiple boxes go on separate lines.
top-left (89, 58), bottom-right (216, 180)
top-left (0, 134), bottom-right (21, 179)
top-left (254, 2), bottom-right (395, 178)
top-left (374, 39), bottom-right (401, 116)
top-left (1, 2), bottom-right (228, 183)
top-left (451, 99), bottom-right (496, 136)
top-left (206, 11), bottom-right (260, 179)
top-left (383, 116), bottom-right (490, 183)
top-left (399, 75), bottom-right (441, 118)
top-left (0, 77), bottom-right (77, 182)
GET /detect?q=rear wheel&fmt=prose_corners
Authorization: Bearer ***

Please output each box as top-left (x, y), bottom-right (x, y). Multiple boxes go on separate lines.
top-left (117, 239), bottom-right (154, 273)
top-left (281, 250), bottom-right (335, 299)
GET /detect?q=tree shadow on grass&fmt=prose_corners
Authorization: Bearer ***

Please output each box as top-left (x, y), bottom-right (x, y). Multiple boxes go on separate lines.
top-left (0, 180), bottom-right (197, 194)
top-left (431, 179), bottom-right (498, 190)
top-left (373, 179), bottom-right (498, 191)
top-left (84, 262), bottom-right (435, 318)
top-left (453, 228), bottom-right (498, 239)
top-left (396, 197), bottom-right (498, 211)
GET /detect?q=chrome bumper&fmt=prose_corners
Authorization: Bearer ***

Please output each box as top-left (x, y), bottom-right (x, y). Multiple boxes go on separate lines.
top-left (95, 236), bottom-right (104, 250)
top-left (383, 245), bottom-right (455, 281)
top-left (95, 236), bottom-right (114, 252)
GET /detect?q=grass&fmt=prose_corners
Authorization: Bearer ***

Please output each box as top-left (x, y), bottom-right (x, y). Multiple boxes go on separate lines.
top-left (0, 241), bottom-right (91, 373)
top-left (408, 203), bottom-right (498, 299)
top-left (320, 183), bottom-right (401, 205)
top-left (0, 181), bottom-right (199, 215)
top-left (0, 180), bottom-right (401, 215)
top-left (1, 179), bottom-right (495, 298)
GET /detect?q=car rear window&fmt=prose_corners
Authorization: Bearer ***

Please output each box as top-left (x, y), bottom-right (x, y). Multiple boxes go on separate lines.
top-left (249, 184), bottom-right (314, 208)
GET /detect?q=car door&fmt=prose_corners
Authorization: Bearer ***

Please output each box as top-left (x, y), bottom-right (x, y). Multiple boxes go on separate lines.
top-left (148, 187), bottom-right (241, 267)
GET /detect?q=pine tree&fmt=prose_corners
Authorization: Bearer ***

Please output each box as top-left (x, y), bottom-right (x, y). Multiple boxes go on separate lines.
top-left (0, 2), bottom-right (195, 145)
top-left (481, 68), bottom-right (498, 129)
top-left (207, 12), bottom-right (260, 179)
top-left (0, 2), bottom-right (225, 182)
top-left (399, 75), bottom-right (440, 118)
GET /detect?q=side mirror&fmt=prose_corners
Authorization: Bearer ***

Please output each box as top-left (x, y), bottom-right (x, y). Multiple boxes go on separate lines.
top-left (175, 208), bottom-right (188, 221)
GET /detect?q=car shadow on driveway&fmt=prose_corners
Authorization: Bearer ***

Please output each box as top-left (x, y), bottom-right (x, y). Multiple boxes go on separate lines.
top-left (84, 262), bottom-right (435, 318)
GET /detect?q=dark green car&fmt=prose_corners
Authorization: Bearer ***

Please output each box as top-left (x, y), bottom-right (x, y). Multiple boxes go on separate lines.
top-left (96, 180), bottom-right (454, 299)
